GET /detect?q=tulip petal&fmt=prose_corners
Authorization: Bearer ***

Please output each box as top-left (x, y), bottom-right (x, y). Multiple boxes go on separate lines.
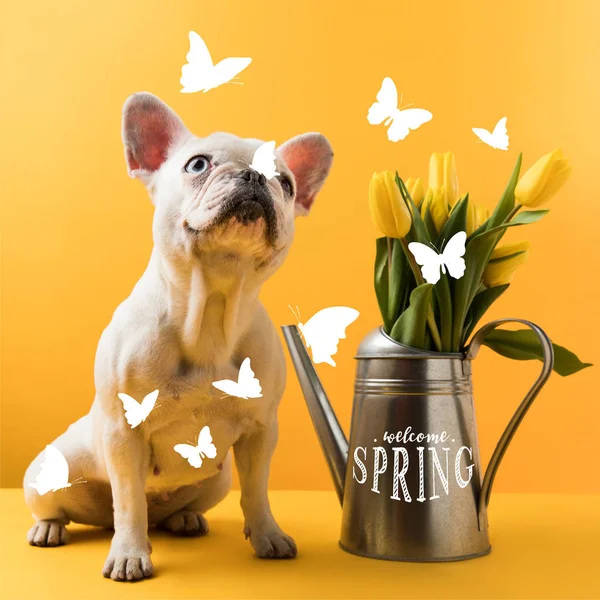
top-left (515, 149), bottom-right (571, 208)
top-left (428, 152), bottom-right (444, 190)
top-left (443, 152), bottom-right (459, 207)
top-left (369, 172), bottom-right (397, 237)
top-left (384, 171), bottom-right (412, 238)
top-left (482, 248), bottom-right (529, 287)
top-left (490, 240), bottom-right (531, 260)
top-left (429, 187), bottom-right (449, 233)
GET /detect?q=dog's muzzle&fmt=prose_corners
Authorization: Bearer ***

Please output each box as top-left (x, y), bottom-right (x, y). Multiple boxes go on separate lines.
top-left (216, 169), bottom-right (278, 243)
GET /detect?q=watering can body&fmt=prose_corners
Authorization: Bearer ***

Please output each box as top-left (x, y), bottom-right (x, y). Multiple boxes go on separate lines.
top-left (282, 320), bottom-right (553, 562)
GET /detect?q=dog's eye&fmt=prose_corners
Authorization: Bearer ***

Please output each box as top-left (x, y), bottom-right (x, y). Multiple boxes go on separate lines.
top-left (279, 175), bottom-right (293, 196)
top-left (184, 155), bottom-right (211, 174)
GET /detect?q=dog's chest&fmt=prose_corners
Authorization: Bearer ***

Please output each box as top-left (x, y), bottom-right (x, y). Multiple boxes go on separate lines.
top-left (142, 387), bottom-right (260, 490)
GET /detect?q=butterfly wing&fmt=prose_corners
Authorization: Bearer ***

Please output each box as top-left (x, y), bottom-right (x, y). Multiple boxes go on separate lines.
top-left (387, 108), bottom-right (433, 142)
top-left (472, 127), bottom-right (493, 146)
top-left (408, 242), bottom-right (443, 284)
top-left (236, 357), bottom-right (263, 399)
top-left (174, 443), bottom-right (203, 468)
top-left (367, 77), bottom-right (398, 125)
top-left (441, 231), bottom-right (467, 280)
top-left (473, 118), bottom-right (508, 150)
top-left (491, 117), bottom-right (509, 150)
top-left (117, 393), bottom-right (143, 428)
top-left (301, 307), bottom-right (359, 367)
top-left (180, 31), bottom-right (214, 93)
top-left (212, 379), bottom-right (244, 398)
top-left (210, 56), bottom-right (252, 89)
top-left (139, 389), bottom-right (159, 422)
top-left (186, 31), bottom-right (214, 66)
top-left (250, 141), bottom-right (279, 180)
top-left (29, 445), bottom-right (70, 495)
top-left (197, 426), bottom-right (218, 460)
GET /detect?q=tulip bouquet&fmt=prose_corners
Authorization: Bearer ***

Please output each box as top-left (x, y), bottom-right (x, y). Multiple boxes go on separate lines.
top-left (369, 150), bottom-right (590, 376)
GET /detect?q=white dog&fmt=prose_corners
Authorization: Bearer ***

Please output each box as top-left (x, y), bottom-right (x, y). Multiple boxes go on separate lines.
top-left (23, 92), bottom-right (333, 582)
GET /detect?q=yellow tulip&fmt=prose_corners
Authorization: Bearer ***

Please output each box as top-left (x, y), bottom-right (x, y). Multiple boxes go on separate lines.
top-left (483, 241), bottom-right (531, 287)
top-left (515, 149), bottom-right (572, 208)
top-left (368, 171), bottom-right (412, 238)
top-left (429, 152), bottom-right (444, 190)
top-left (429, 151), bottom-right (459, 207)
top-left (476, 205), bottom-right (489, 228)
top-left (405, 177), bottom-right (425, 207)
top-left (421, 187), bottom-right (449, 233)
top-left (466, 200), bottom-right (490, 236)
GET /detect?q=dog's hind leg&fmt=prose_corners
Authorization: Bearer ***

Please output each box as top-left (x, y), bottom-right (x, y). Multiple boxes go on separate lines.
top-left (158, 453), bottom-right (232, 536)
top-left (23, 415), bottom-right (109, 546)
top-left (24, 451), bottom-right (72, 547)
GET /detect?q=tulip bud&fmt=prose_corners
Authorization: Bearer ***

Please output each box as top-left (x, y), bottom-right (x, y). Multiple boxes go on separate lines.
top-left (443, 152), bottom-right (459, 207)
top-left (405, 177), bottom-right (425, 207)
top-left (476, 205), bottom-right (489, 228)
top-left (429, 151), bottom-right (459, 207)
top-left (483, 241), bottom-right (531, 287)
top-left (466, 200), bottom-right (490, 236)
top-left (369, 171), bottom-right (412, 238)
top-left (515, 149), bottom-right (572, 208)
top-left (421, 187), bottom-right (449, 234)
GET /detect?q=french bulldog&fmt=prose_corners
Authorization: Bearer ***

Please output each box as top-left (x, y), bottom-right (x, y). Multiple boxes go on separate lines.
top-left (23, 92), bottom-right (333, 581)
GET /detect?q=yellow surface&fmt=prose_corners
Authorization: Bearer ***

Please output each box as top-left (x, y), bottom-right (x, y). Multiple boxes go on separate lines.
top-left (1, 0), bottom-right (599, 491)
top-left (1, 490), bottom-right (599, 600)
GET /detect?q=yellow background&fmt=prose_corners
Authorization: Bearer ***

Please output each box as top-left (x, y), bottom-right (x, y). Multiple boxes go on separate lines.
top-left (1, 0), bottom-right (598, 491)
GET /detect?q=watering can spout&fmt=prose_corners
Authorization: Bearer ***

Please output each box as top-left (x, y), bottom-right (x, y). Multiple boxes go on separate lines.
top-left (281, 325), bottom-right (348, 504)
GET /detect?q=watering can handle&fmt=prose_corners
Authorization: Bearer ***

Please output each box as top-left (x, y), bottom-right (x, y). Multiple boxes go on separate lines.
top-left (465, 318), bottom-right (554, 525)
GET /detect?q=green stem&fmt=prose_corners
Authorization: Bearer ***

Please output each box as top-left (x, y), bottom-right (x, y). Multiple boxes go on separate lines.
top-left (399, 238), bottom-right (443, 352)
top-left (386, 237), bottom-right (394, 326)
top-left (387, 237), bottom-right (393, 294)
top-left (505, 204), bottom-right (522, 223)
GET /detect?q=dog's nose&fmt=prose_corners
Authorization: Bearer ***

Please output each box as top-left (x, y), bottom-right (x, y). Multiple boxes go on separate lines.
top-left (240, 169), bottom-right (267, 186)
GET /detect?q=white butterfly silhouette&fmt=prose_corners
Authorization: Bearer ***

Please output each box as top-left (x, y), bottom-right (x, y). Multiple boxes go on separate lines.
top-left (117, 389), bottom-right (159, 429)
top-left (408, 231), bottom-right (467, 285)
top-left (472, 117), bottom-right (509, 151)
top-left (174, 426), bottom-right (217, 469)
top-left (290, 306), bottom-right (360, 367)
top-left (367, 77), bottom-right (432, 142)
top-left (28, 445), bottom-right (86, 496)
top-left (212, 357), bottom-right (262, 400)
top-left (180, 31), bottom-right (252, 93)
top-left (250, 141), bottom-right (279, 180)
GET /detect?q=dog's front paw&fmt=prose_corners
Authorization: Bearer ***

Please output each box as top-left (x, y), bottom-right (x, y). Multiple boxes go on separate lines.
top-left (244, 523), bottom-right (297, 559)
top-left (102, 535), bottom-right (153, 582)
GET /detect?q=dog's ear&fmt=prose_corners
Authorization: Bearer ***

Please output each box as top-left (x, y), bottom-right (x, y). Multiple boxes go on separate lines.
top-left (122, 92), bottom-right (190, 187)
top-left (278, 133), bottom-right (333, 217)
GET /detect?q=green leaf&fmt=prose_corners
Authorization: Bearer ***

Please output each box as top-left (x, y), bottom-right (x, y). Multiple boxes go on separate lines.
top-left (389, 283), bottom-right (434, 350)
top-left (374, 237), bottom-right (392, 332)
top-left (388, 238), bottom-right (407, 325)
top-left (485, 153), bottom-right (522, 230)
top-left (462, 284), bottom-right (510, 346)
top-left (482, 329), bottom-right (593, 377)
top-left (451, 231), bottom-right (499, 351)
top-left (423, 205), bottom-right (438, 241)
top-left (487, 251), bottom-right (527, 265)
top-left (435, 275), bottom-right (453, 351)
top-left (477, 210), bottom-right (549, 241)
top-left (452, 209), bottom-right (548, 351)
top-left (437, 194), bottom-right (468, 246)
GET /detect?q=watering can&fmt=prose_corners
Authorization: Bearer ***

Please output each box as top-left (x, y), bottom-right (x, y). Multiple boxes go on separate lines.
top-left (282, 319), bottom-right (553, 562)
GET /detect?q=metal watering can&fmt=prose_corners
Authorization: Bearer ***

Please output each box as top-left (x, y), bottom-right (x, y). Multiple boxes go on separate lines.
top-left (282, 319), bottom-right (554, 562)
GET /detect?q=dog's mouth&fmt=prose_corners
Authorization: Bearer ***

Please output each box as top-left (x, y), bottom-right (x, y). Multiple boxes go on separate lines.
top-left (213, 186), bottom-right (278, 244)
